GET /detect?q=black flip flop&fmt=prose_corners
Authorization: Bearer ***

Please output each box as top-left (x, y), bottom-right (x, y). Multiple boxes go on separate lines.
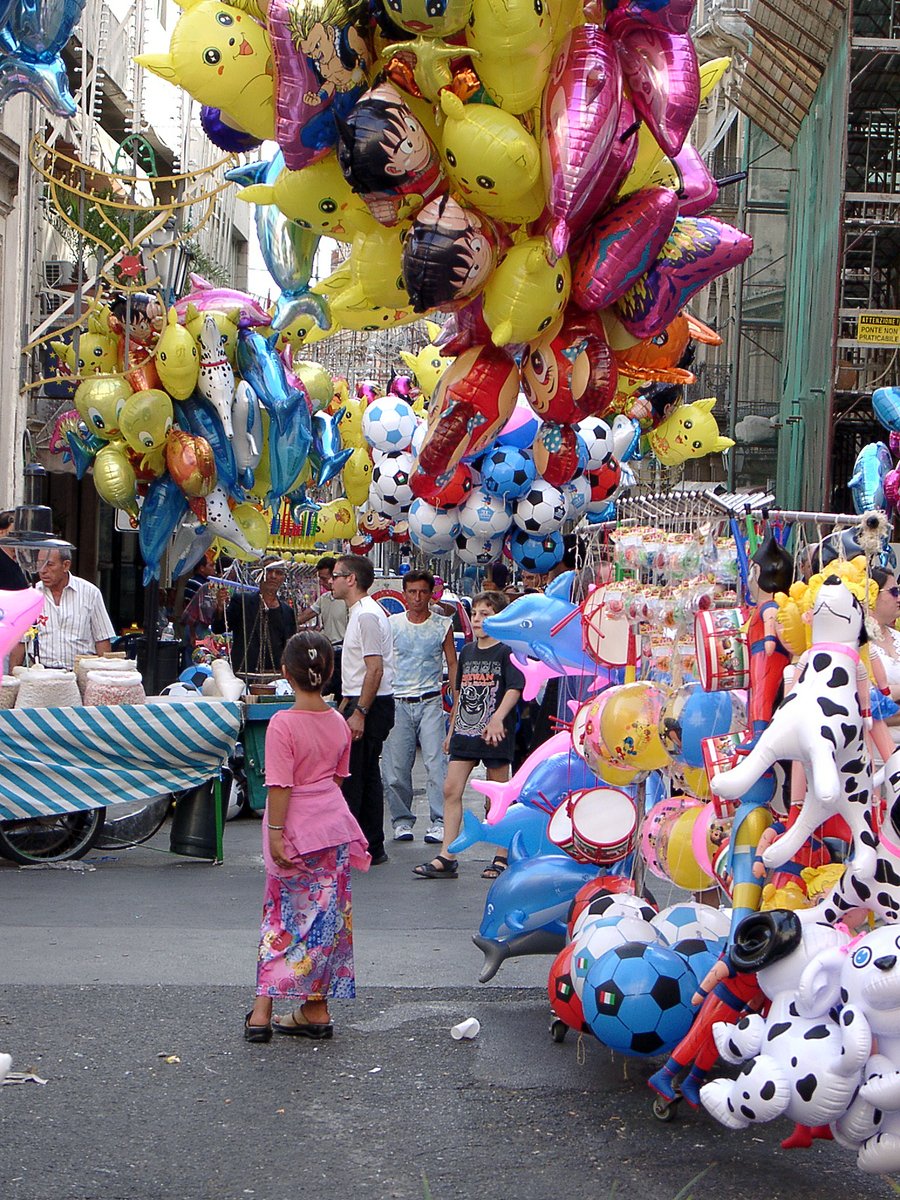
top-left (413, 854), bottom-right (459, 879)
top-left (244, 1011), bottom-right (272, 1043)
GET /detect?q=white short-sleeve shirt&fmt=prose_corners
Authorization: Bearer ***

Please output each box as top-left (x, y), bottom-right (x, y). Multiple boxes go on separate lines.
top-left (34, 575), bottom-right (116, 670)
top-left (341, 595), bottom-right (394, 697)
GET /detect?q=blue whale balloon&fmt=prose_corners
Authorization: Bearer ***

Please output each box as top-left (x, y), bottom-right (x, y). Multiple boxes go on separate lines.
top-left (0, 0), bottom-right (86, 116)
top-left (849, 440), bottom-right (891, 513)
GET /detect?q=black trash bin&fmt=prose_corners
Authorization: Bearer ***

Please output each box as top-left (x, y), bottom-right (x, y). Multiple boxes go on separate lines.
top-left (169, 781), bottom-right (225, 859)
top-left (134, 637), bottom-right (183, 693)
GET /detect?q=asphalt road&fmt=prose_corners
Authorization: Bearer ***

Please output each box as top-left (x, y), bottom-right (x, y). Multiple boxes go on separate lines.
top-left (0, 790), bottom-right (892, 1200)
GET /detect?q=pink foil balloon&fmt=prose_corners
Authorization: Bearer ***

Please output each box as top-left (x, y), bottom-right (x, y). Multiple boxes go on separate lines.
top-left (471, 730), bottom-right (573, 824)
top-left (884, 468), bottom-right (900, 512)
top-left (607, 13), bottom-right (699, 158)
top-left (603, 0), bottom-right (697, 34)
top-left (572, 93), bottom-right (640, 229)
top-left (890, 431), bottom-right (900, 459)
top-left (571, 187), bottom-right (680, 312)
top-left (541, 26), bottom-right (622, 261)
top-left (614, 216), bottom-right (753, 339)
top-left (670, 145), bottom-right (719, 216)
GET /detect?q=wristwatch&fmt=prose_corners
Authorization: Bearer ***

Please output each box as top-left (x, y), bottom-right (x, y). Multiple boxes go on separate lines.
top-left (356, 703), bottom-right (369, 716)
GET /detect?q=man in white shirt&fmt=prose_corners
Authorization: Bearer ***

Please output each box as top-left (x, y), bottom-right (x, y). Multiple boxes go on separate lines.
top-left (332, 554), bottom-right (395, 864)
top-left (382, 571), bottom-right (457, 845)
top-left (10, 547), bottom-right (115, 670)
top-left (295, 556), bottom-right (349, 699)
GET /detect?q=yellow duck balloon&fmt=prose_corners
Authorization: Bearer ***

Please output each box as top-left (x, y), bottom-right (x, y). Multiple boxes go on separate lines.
top-left (74, 376), bottom-right (133, 440)
top-left (135, 0), bottom-right (275, 142)
top-left (119, 389), bottom-right (174, 473)
top-left (155, 309), bottom-right (200, 401)
top-left (647, 398), bottom-right (735, 467)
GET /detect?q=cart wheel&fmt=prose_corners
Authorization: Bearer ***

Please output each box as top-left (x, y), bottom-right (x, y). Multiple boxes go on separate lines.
top-left (652, 1096), bottom-right (678, 1122)
top-left (0, 809), bottom-right (106, 865)
top-left (549, 1018), bottom-right (568, 1043)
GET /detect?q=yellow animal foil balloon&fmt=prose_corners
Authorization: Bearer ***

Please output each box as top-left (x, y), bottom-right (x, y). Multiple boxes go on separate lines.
top-left (647, 397), bottom-right (735, 467)
top-left (184, 304), bottom-right (240, 364)
top-left (119, 390), bottom-right (174, 465)
top-left (399, 342), bottom-right (454, 402)
top-left (156, 309), bottom-right (200, 401)
top-left (316, 497), bottom-right (355, 539)
top-left (439, 92), bottom-right (543, 223)
top-left (343, 444), bottom-right (373, 506)
top-left (74, 376), bottom-right (133, 440)
top-left (291, 359), bottom-right (333, 413)
top-left (238, 154), bottom-right (378, 241)
top-left (229, 502), bottom-right (269, 561)
top-left (135, 0), bottom-right (275, 142)
top-left (338, 394), bottom-right (365, 447)
top-left (93, 444), bottom-right (139, 519)
top-left (482, 237), bottom-right (570, 347)
top-left (385, 0), bottom-right (473, 37)
top-left (465, 0), bottom-right (554, 115)
top-left (342, 225), bottom-right (411, 310)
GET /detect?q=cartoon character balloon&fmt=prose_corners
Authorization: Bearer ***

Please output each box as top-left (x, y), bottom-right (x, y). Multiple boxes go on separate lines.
top-left (155, 309), bottom-right (200, 401)
top-left (520, 311), bottom-right (617, 423)
top-left (647, 398), bottom-right (734, 466)
top-left (402, 195), bottom-right (501, 313)
top-left (482, 238), bottom-right (571, 347)
top-left (466, 0), bottom-right (553, 115)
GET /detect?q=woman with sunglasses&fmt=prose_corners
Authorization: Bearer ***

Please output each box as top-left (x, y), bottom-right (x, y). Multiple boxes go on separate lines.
top-left (869, 567), bottom-right (900, 747)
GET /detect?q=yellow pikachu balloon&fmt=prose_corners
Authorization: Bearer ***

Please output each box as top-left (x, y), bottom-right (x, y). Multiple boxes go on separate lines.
top-left (482, 237), bottom-right (570, 347)
top-left (439, 92), bottom-right (543, 223)
top-left (338, 395), bottom-right (365, 447)
top-left (277, 308), bottom-right (332, 350)
top-left (343, 444), bottom-right (373, 506)
top-left (342, 225), bottom-right (410, 310)
top-left (238, 155), bottom-right (378, 242)
top-left (466, 0), bottom-right (554, 115)
top-left (399, 343), bottom-right (453, 402)
top-left (316, 497), bottom-right (356, 540)
top-left (184, 304), bottom-right (241, 364)
top-left (93, 443), bottom-right (139, 518)
top-left (648, 397), bottom-right (735, 466)
top-left (119, 390), bottom-right (174, 463)
top-left (135, 1), bottom-right (275, 141)
top-left (156, 309), bottom-right (200, 401)
top-left (551, 0), bottom-right (583, 45)
top-left (75, 376), bottom-right (133, 440)
top-left (229, 503), bottom-right (270, 562)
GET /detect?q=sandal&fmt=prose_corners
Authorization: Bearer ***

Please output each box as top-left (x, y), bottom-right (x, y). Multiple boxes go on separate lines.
top-left (273, 1007), bottom-right (334, 1039)
top-left (243, 1011), bottom-right (273, 1043)
top-left (481, 855), bottom-right (508, 880)
top-left (413, 854), bottom-right (458, 879)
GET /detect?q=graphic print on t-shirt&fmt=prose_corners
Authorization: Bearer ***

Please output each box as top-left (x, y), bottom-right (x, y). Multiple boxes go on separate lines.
top-left (455, 664), bottom-right (499, 738)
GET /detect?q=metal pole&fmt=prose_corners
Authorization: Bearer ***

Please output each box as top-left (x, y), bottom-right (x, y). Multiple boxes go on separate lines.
top-left (727, 115), bottom-right (752, 491)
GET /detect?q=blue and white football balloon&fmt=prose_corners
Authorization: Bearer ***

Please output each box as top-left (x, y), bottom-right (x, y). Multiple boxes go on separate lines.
top-left (650, 902), bottom-right (732, 947)
top-left (513, 480), bottom-right (568, 535)
top-left (362, 397), bottom-right (419, 453)
top-left (370, 450), bottom-right (414, 518)
top-left (583, 942), bottom-right (698, 1057)
top-left (408, 497), bottom-right (460, 555)
top-left (479, 446), bottom-right (536, 500)
top-left (455, 532), bottom-right (505, 565)
top-left (458, 489), bottom-right (513, 541)
top-left (508, 528), bottom-right (564, 573)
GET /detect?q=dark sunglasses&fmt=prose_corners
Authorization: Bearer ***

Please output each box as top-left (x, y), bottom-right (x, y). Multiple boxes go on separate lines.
top-left (887, 586), bottom-right (900, 598)
top-left (332, 571), bottom-right (352, 579)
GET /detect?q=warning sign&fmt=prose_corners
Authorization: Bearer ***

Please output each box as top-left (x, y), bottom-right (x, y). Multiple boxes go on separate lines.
top-left (856, 312), bottom-right (900, 346)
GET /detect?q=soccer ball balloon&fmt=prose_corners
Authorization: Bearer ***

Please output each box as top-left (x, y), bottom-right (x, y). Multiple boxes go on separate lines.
top-left (455, 532), bottom-right (504, 565)
top-left (508, 528), bottom-right (564, 573)
top-left (458, 489), bottom-right (513, 541)
top-left (575, 416), bottom-right (616, 469)
top-left (670, 938), bottom-right (723, 989)
top-left (650, 903), bottom-right (732, 947)
top-left (570, 915), bottom-right (663, 1000)
top-left (513, 480), bottom-right (568, 535)
top-left (563, 472), bottom-right (591, 520)
top-left (479, 445), bottom-right (536, 500)
top-left (548, 942), bottom-right (585, 1032)
top-left (583, 942), bottom-right (698, 1057)
top-left (370, 450), bottom-right (414, 518)
top-left (362, 396), bottom-right (419, 453)
top-left (408, 497), bottom-right (460, 555)
top-left (570, 891), bottom-right (657, 939)
top-left (179, 663), bottom-right (212, 690)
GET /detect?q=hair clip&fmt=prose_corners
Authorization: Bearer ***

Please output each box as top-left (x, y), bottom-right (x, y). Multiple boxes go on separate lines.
top-left (308, 647), bottom-right (316, 661)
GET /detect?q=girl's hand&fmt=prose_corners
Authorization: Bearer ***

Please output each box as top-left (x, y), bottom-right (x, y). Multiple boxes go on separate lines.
top-left (442, 733), bottom-right (451, 755)
top-left (483, 716), bottom-right (504, 746)
top-left (268, 830), bottom-right (292, 870)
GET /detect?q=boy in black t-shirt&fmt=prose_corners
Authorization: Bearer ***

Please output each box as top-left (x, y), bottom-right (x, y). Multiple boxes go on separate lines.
top-left (413, 591), bottom-right (524, 880)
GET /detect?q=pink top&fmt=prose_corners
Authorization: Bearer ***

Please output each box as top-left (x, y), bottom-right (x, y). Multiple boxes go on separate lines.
top-left (263, 707), bottom-right (370, 875)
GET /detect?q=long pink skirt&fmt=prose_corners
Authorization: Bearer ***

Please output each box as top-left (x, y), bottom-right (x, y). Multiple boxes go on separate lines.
top-left (255, 843), bottom-right (355, 1000)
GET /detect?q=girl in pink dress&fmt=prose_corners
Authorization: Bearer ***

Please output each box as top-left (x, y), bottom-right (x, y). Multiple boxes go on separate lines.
top-left (244, 632), bottom-right (370, 1043)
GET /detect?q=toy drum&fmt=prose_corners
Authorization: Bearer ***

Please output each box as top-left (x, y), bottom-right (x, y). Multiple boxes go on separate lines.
top-left (582, 586), bottom-right (631, 667)
top-left (570, 786), bottom-right (638, 865)
top-left (694, 608), bottom-right (749, 692)
top-left (548, 799), bottom-right (580, 859)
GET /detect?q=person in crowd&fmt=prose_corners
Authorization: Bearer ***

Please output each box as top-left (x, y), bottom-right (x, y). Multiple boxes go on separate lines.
top-left (244, 631), bottom-right (370, 1043)
top-left (869, 566), bottom-right (900, 748)
top-left (213, 557), bottom-right (296, 678)
top-left (331, 554), bottom-right (395, 865)
top-left (0, 511), bottom-right (28, 591)
top-left (177, 553), bottom-right (217, 663)
top-left (295, 556), bottom-right (348, 700)
top-left (181, 554), bottom-right (217, 611)
top-left (9, 545), bottom-right (115, 670)
top-left (414, 591), bottom-right (524, 880)
top-left (382, 570), bottom-right (457, 845)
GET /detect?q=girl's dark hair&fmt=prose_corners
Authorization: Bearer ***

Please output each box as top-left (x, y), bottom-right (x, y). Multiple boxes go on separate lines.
top-left (282, 631), bottom-right (334, 693)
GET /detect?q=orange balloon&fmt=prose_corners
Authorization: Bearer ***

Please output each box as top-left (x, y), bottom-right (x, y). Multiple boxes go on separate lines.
top-left (165, 429), bottom-right (217, 497)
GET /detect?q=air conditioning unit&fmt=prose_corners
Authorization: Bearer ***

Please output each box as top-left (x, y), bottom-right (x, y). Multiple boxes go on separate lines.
top-left (43, 260), bottom-right (75, 290)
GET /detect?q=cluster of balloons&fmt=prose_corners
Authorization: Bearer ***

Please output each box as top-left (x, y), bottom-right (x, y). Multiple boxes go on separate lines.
top-left (0, 0), bottom-right (84, 117)
top-left (852, 385), bottom-right (900, 514)
top-left (139, 0), bottom-right (749, 473)
top-left (51, 281), bottom-right (355, 582)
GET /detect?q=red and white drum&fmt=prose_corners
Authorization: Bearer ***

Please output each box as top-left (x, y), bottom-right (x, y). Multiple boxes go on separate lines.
top-left (548, 798), bottom-right (581, 859)
top-left (694, 608), bottom-right (749, 692)
top-left (700, 732), bottom-right (745, 819)
top-left (570, 786), bottom-right (638, 865)
top-left (582, 586), bottom-right (631, 668)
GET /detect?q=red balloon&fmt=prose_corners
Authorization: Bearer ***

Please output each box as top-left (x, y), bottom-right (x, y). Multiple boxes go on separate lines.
top-left (587, 458), bottom-right (622, 501)
top-left (567, 876), bottom-right (635, 937)
top-left (533, 422), bottom-right (581, 488)
top-left (410, 461), bottom-right (474, 507)
top-left (417, 344), bottom-right (519, 477)
top-left (548, 943), bottom-right (586, 1032)
top-left (521, 311), bottom-right (617, 423)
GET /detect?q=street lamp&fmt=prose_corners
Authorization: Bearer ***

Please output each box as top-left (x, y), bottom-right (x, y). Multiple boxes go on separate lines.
top-left (3, 463), bottom-right (74, 576)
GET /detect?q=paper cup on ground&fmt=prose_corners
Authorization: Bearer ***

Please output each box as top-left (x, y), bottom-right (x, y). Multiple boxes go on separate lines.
top-left (451, 1018), bottom-right (480, 1040)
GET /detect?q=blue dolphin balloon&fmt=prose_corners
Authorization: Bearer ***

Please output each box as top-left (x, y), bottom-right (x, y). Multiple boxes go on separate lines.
top-left (0, 0), bottom-right (86, 116)
top-left (268, 405), bottom-right (312, 505)
top-left (483, 572), bottom-right (587, 671)
top-left (449, 805), bottom-right (559, 860)
top-left (309, 407), bottom-right (353, 487)
top-left (517, 750), bottom-right (605, 811)
top-left (236, 327), bottom-right (305, 438)
top-left (873, 386), bottom-right (900, 434)
top-left (175, 398), bottom-right (241, 501)
top-left (849, 441), bottom-right (891, 513)
top-left (140, 474), bottom-right (189, 584)
top-left (65, 429), bottom-right (104, 480)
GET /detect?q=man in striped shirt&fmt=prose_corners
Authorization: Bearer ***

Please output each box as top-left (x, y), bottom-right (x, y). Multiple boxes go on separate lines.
top-left (9, 547), bottom-right (116, 670)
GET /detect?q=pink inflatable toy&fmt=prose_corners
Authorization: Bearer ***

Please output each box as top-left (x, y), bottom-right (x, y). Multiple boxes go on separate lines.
top-left (471, 730), bottom-right (572, 824)
top-left (0, 588), bottom-right (45, 660)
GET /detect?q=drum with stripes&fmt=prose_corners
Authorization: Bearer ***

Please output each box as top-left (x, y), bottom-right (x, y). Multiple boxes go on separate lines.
top-left (694, 608), bottom-right (749, 692)
top-left (569, 786), bottom-right (638, 865)
top-left (548, 796), bottom-right (581, 859)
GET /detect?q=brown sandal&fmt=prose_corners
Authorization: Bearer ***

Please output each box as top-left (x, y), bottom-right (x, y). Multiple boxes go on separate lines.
top-left (273, 1008), bottom-right (333, 1039)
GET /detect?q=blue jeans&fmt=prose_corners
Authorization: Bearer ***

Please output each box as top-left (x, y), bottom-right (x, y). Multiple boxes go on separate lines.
top-left (382, 696), bottom-right (447, 826)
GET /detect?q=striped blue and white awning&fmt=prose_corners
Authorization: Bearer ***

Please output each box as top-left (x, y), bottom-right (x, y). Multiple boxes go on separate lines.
top-left (0, 700), bottom-right (242, 822)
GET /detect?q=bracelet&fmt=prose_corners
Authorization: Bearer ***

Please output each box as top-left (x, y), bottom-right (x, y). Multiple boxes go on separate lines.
top-left (267, 823), bottom-right (285, 830)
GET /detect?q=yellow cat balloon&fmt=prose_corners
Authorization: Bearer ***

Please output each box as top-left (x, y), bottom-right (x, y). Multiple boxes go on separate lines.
top-left (647, 397), bottom-right (734, 467)
top-left (135, 1), bottom-right (275, 141)
top-left (465, 0), bottom-right (554, 115)
top-left (238, 155), bottom-right (378, 241)
top-left (482, 237), bottom-right (570, 347)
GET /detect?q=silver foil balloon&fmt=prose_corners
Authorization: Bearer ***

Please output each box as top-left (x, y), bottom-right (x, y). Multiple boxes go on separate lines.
top-left (0, 0), bottom-right (86, 116)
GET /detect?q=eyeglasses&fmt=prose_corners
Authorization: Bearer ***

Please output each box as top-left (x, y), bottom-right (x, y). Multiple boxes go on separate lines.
top-left (332, 571), bottom-right (352, 579)
top-left (887, 586), bottom-right (900, 598)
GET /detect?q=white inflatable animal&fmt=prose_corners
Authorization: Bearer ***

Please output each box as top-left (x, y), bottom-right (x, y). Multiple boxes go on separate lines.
top-left (700, 909), bottom-right (870, 1132)
top-left (711, 578), bottom-right (878, 877)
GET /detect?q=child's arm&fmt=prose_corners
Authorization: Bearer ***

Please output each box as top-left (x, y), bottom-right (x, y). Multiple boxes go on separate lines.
top-left (484, 688), bottom-right (522, 747)
top-left (266, 785), bottom-right (293, 870)
top-left (444, 650), bottom-right (464, 752)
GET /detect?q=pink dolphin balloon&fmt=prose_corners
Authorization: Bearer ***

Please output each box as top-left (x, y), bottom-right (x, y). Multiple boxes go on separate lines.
top-left (615, 216), bottom-right (753, 339)
top-left (174, 275), bottom-right (271, 328)
top-left (607, 13), bottom-right (699, 158)
top-left (542, 26), bottom-right (622, 261)
top-left (604, 0), bottom-right (697, 34)
top-left (472, 730), bottom-right (572, 824)
top-left (884, 467), bottom-right (900, 513)
top-left (670, 144), bottom-right (719, 216)
top-left (510, 653), bottom-right (601, 703)
top-left (571, 187), bottom-right (680, 312)
top-left (0, 588), bottom-right (45, 661)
